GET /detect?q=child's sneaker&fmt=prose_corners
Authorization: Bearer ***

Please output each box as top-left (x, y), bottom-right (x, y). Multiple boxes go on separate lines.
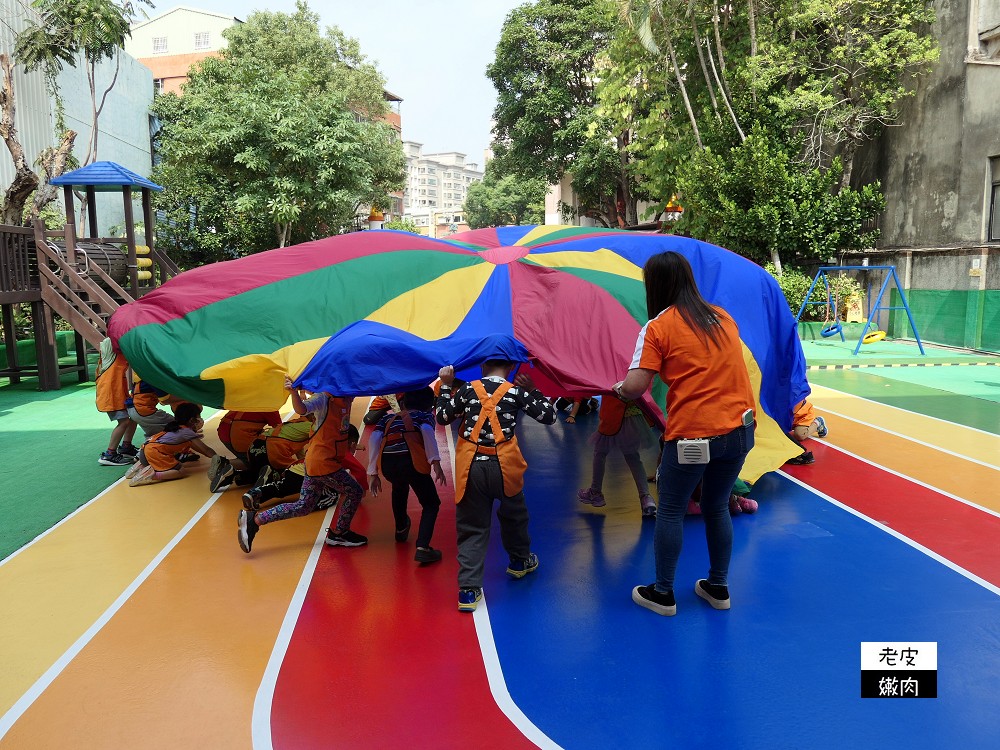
top-left (394, 516), bottom-right (411, 543)
top-left (237, 509), bottom-right (259, 553)
top-left (209, 457), bottom-right (235, 492)
top-left (577, 487), bottom-right (606, 507)
top-left (735, 496), bottom-right (758, 513)
top-left (632, 584), bottom-right (676, 616)
top-left (125, 461), bottom-right (145, 480)
top-left (458, 588), bottom-right (482, 612)
top-left (99, 449), bottom-right (133, 466)
top-left (686, 499), bottom-right (702, 515)
top-left (640, 494), bottom-right (656, 517)
top-left (506, 552), bottom-right (539, 579)
top-left (128, 465), bottom-right (157, 487)
top-left (117, 443), bottom-right (139, 460)
top-left (325, 529), bottom-right (368, 547)
top-left (813, 416), bottom-right (829, 438)
top-left (178, 452), bottom-right (201, 463)
top-left (414, 546), bottom-right (443, 564)
top-left (786, 450), bottom-right (815, 465)
top-left (242, 488), bottom-right (262, 511)
top-left (695, 579), bottom-right (731, 610)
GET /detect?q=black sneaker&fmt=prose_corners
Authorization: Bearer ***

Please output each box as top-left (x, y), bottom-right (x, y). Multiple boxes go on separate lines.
top-left (209, 458), bottom-right (235, 492)
top-left (325, 529), bottom-right (368, 547)
top-left (242, 488), bottom-right (262, 511)
top-left (506, 552), bottom-right (539, 579)
top-left (786, 451), bottom-right (815, 465)
top-left (237, 509), bottom-right (259, 553)
top-left (458, 588), bottom-right (482, 612)
top-left (394, 517), bottom-right (411, 543)
top-left (118, 442), bottom-right (139, 459)
top-left (695, 579), bottom-right (731, 610)
top-left (99, 450), bottom-right (134, 466)
top-left (632, 584), bottom-right (676, 616)
top-left (414, 546), bottom-right (442, 564)
top-left (178, 452), bottom-right (201, 463)
top-left (254, 466), bottom-right (273, 488)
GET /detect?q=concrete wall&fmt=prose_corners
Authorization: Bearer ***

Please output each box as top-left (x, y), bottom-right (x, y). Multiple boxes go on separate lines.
top-left (56, 56), bottom-right (154, 235)
top-left (867, 0), bottom-right (1000, 252)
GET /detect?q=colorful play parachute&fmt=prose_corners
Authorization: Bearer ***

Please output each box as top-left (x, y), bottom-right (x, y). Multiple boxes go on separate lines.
top-left (109, 225), bottom-right (808, 481)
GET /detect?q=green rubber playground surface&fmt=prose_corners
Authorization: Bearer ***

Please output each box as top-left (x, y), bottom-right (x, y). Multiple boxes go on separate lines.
top-left (0, 367), bottom-right (133, 561)
top-left (801, 337), bottom-right (999, 366)
top-left (809, 367), bottom-right (1000, 435)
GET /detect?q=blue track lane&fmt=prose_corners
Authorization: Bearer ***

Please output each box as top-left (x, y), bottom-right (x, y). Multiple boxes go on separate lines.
top-left (477, 416), bottom-right (1000, 750)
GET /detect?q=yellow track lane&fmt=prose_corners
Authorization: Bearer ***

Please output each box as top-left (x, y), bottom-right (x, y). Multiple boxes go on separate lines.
top-left (809, 384), bottom-right (1000, 468)
top-left (0, 488), bottom-right (325, 750)
top-left (0, 401), bottom-right (366, 746)
top-left (806, 394), bottom-right (999, 513)
top-left (0, 472), bottom-right (211, 718)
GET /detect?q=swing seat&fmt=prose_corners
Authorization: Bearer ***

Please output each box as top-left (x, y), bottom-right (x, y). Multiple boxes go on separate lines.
top-left (820, 322), bottom-right (842, 338)
top-left (862, 330), bottom-right (887, 344)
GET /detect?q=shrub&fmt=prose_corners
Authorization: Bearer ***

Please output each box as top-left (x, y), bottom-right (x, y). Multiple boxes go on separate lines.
top-left (766, 264), bottom-right (862, 321)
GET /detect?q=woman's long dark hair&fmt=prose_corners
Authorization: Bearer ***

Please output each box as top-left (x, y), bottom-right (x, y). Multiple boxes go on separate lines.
top-left (644, 251), bottom-right (728, 347)
top-left (165, 402), bottom-right (203, 432)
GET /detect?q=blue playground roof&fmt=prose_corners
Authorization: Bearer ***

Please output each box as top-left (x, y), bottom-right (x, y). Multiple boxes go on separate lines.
top-left (50, 161), bottom-right (163, 192)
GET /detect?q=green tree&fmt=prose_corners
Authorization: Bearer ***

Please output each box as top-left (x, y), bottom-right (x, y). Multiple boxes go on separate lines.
top-left (16, 0), bottom-right (151, 165)
top-left (463, 164), bottom-right (546, 229)
top-left (614, 0), bottom-right (934, 270)
top-left (383, 217), bottom-right (421, 233)
top-left (488, 0), bottom-right (646, 227)
top-left (152, 2), bottom-right (405, 263)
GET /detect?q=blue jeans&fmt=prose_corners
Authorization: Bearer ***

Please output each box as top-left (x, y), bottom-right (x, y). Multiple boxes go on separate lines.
top-left (654, 423), bottom-right (754, 593)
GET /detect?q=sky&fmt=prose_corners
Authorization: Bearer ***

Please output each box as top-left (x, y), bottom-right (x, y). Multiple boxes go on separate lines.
top-left (151, 1), bottom-right (526, 164)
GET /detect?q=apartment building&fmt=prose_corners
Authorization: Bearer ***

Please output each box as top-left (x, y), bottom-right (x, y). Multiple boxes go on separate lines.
top-left (125, 6), bottom-right (240, 95)
top-left (402, 141), bottom-right (482, 236)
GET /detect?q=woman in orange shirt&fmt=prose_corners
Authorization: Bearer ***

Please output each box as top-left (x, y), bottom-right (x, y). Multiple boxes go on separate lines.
top-left (614, 252), bottom-right (756, 617)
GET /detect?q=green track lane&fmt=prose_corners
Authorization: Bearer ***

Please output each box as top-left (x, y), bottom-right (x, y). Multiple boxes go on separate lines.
top-left (809, 368), bottom-right (1000, 435)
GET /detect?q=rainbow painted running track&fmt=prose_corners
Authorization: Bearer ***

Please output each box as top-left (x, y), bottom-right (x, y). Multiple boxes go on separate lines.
top-left (1, 367), bottom-right (998, 749)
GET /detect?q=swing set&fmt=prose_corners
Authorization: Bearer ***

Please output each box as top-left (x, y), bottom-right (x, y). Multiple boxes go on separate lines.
top-left (794, 265), bottom-right (925, 355)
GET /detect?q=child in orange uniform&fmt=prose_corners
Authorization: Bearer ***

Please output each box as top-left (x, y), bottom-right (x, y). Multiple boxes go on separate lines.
top-left (436, 360), bottom-right (557, 612)
top-left (577, 394), bottom-right (657, 517)
top-left (237, 377), bottom-right (366, 553)
top-left (785, 399), bottom-right (828, 465)
top-left (368, 387), bottom-right (447, 564)
top-left (95, 338), bottom-right (138, 466)
top-left (126, 403), bottom-right (220, 487)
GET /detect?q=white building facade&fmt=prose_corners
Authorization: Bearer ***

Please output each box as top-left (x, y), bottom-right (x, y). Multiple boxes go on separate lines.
top-left (402, 141), bottom-right (482, 236)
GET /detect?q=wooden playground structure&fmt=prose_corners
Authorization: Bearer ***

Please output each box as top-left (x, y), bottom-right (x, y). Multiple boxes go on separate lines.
top-left (0, 161), bottom-right (178, 388)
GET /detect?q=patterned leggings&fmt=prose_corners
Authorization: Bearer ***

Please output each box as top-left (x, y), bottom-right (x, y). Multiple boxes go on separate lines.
top-left (256, 469), bottom-right (363, 533)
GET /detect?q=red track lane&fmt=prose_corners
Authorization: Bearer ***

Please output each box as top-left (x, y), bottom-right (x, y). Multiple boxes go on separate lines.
top-left (269, 429), bottom-right (536, 749)
top-left (784, 442), bottom-right (1000, 587)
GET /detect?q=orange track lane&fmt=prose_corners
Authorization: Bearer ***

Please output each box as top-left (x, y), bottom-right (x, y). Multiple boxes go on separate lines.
top-left (811, 411), bottom-right (997, 512)
top-left (0, 485), bottom-right (328, 749)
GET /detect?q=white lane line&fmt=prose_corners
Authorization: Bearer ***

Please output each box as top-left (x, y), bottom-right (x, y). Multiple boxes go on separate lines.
top-left (811, 383), bottom-right (1000, 438)
top-left (0, 491), bottom-right (223, 741)
top-left (1, 407), bottom-right (226, 569)
top-left (444, 422), bottom-right (562, 750)
top-left (780, 471), bottom-right (1000, 597)
top-left (816, 404), bottom-right (1000, 471)
top-left (251, 508), bottom-right (335, 750)
top-left (813, 438), bottom-right (1000, 520)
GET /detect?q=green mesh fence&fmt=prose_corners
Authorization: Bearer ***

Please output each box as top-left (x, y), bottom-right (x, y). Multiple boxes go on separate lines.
top-left (889, 289), bottom-right (1000, 353)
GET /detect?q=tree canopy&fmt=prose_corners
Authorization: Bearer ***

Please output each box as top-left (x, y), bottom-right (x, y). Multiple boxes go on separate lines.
top-left (151, 1), bottom-right (404, 263)
top-left (463, 162), bottom-right (546, 229)
top-left (486, 0), bottom-right (938, 269)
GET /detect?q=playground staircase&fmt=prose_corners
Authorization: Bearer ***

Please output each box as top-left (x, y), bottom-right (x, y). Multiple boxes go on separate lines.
top-left (1, 222), bottom-right (178, 388)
